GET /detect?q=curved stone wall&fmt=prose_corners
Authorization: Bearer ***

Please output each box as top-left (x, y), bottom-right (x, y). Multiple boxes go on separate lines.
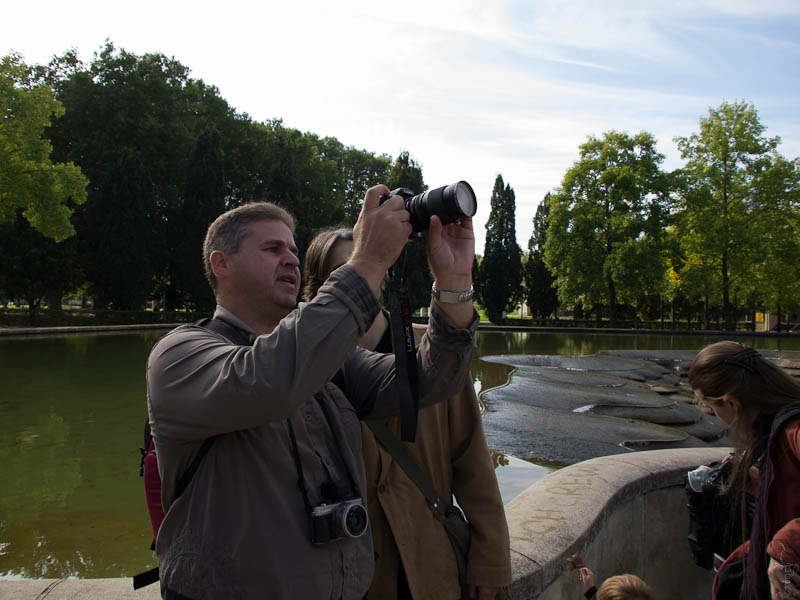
top-left (504, 447), bottom-right (731, 599)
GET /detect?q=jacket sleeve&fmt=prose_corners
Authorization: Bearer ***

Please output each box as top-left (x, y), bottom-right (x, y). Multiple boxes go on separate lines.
top-left (148, 265), bottom-right (379, 441)
top-left (767, 422), bottom-right (800, 567)
top-left (448, 380), bottom-right (513, 588)
top-left (768, 519), bottom-right (800, 568)
top-left (343, 300), bottom-right (478, 419)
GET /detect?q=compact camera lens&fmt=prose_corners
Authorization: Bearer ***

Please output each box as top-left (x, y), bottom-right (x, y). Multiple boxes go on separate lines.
top-left (343, 504), bottom-right (368, 538)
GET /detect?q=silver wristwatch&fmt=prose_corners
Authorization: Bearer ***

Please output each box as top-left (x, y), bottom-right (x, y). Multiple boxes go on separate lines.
top-left (431, 284), bottom-right (474, 304)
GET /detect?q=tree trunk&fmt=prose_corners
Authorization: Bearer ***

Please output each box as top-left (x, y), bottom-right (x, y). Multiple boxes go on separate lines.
top-left (703, 295), bottom-right (709, 330)
top-left (722, 252), bottom-right (734, 330)
top-left (671, 298), bottom-right (677, 330)
top-left (46, 291), bottom-right (64, 315)
top-left (26, 297), bottom-right (41, 325)
top-left (607, 278), bottom-right (617, 327)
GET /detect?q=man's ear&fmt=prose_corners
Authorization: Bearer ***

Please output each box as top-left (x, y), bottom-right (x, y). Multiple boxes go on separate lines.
top-left (210, 250), bottom-right (229, 280)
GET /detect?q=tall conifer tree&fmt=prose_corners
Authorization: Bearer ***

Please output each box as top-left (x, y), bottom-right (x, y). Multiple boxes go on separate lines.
top-left (481, 175), bottom-right (522, 323)
top-left (524, 195), bottom-right (558, 319)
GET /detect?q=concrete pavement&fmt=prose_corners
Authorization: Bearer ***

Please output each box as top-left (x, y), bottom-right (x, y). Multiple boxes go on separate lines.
top-left (0, 578), bottom-right (161, 599)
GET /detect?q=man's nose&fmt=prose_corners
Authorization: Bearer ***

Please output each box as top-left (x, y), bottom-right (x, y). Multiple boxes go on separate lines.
top-left (284, 250), bottom-right (300, 267)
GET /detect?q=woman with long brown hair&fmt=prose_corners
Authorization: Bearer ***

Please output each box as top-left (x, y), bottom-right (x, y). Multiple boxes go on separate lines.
top-left (304, 226), bottom-right (511, 600)
top-left (689, 341), bottom-right (800, 599)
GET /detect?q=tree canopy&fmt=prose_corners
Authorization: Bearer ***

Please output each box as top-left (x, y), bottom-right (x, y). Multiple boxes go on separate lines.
top-left (544, 131), bottom-right (672, 326)
top-left (3, 43), bottom-right (799, 331)
top-left (0, 54), bottom-right (87, 241)
top-left (674, 100), bottom-right (782, 330)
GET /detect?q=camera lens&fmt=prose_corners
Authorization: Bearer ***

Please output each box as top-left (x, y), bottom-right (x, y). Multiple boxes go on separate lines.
top-left (445, 181), bottom-right (477, 219)
top-left (342, 504), bottom-right (368, 538)
top-left (406, 180), bottom-right (477, 232)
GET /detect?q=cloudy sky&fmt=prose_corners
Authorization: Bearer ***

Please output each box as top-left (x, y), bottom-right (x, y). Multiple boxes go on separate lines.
top-left (5, 0), bottom-right (800, 253)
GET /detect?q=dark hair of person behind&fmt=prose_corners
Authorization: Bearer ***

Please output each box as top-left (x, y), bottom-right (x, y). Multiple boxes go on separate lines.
top-left (303, 227), bottom-right (353, 302)
top-left (688, 340), bottom-right (800, 536)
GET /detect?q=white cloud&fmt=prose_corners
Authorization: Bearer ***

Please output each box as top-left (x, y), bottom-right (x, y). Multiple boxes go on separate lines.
top-left (3, 0), bottom-right (799, 254)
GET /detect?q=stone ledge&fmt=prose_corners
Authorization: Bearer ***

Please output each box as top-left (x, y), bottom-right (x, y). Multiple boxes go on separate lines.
top-left (504, 447), bottom-right (731, 599)
top-left (0, 577), bottom-right (160, 599)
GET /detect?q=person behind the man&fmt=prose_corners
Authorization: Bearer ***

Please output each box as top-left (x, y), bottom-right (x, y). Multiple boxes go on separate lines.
top-left (304, 227), bottom-right (511, 600)
top-left (146, 185), bottom-right (478, 600)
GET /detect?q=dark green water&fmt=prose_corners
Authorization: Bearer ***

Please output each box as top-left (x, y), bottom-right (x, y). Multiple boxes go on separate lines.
top-left (2, 328), bottom-right (799, 578)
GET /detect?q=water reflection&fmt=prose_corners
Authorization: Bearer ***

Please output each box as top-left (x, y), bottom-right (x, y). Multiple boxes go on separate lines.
top-left (0, 333), bottom-right (162, 579)
top-left (490, 451), bottom-right (554, 505)
top-left (2, 329), bottom-right (799, 578)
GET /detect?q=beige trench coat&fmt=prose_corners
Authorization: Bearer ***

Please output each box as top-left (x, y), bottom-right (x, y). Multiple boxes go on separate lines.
top-left (362, 326), bottom-right (511, 600)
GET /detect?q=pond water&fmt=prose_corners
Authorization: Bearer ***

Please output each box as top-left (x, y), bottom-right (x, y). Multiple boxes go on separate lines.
top-left (2, 328), bottom-right (799, 579)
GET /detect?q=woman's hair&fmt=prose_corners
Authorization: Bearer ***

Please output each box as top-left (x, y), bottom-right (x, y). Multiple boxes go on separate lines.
top-left (597, 574), bottom-right (655, 600)
top-left (203, 202), bottom-right (295, 292)
top-left (303, 226), bottom-right (353, 301)
top-left (688, 340), bottom-right (800, 530)
top-left (689, 340), bottom-right (800, 439)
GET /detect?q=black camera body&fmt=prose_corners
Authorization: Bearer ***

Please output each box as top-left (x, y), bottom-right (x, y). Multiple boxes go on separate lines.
top-left (685, 456), bottom-right (751, 570)
top-left (381, 181), bottom-right (477, 236)
top-left (310, 497), bottom-right (368, 544)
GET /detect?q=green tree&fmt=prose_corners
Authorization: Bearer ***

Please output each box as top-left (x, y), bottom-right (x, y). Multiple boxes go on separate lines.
top-left (314, 137), bottom-right (392, 225)
top-left (0, 54), bottom-right (87, 241)
top-left (0, 212), bottom-right (81, 322)
top-left (748, 154), bottom-right (800, 330)
top-left (481, 175), bottom-right (522, 323)
top-left (674, 100), bottom-right (779, 330)
top-left (471, 255), bottom-right (483, 307)
top-left (524, 195), bottom-right (558, 319)
top-left (45, 44), bottom-right (204, 308)
top-left (544, 131), bottom-right (672, 326)
top-left (386, 151), bottom-right (431, 312)
top-left (164, 126), bottom-right (226, 311)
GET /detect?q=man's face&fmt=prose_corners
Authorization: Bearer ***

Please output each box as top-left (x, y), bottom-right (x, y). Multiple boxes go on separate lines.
top-left (226, 219), bottom-right (300, 316)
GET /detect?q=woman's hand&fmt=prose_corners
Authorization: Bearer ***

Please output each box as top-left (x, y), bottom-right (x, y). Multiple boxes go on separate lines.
top-left (579, 567), bottom-right (596, 592)
top-left (468, 585), bottom-right (499, 599)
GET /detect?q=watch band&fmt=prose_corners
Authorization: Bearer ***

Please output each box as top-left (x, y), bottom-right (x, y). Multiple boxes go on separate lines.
top-left (431, 284), bottom-right (474, 304)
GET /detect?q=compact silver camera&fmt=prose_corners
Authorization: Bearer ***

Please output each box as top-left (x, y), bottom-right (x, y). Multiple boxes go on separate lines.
top-left (310, 497), bottom-right (368, 544)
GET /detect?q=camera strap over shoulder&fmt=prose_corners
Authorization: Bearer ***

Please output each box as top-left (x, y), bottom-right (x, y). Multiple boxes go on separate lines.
top-left (366, 419), bottom-right (446, 516)
top-left (133, 316), bottom-right (254, 591)
top-left (386, 249), bottom-right (420, 442)
top-left (366, 419), bottom-right (471, 600)
top-left (287, 392), bottom-right (362, 513)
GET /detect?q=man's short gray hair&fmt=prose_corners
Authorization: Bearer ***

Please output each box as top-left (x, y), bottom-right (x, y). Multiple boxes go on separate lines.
top-left (203, 202), bottom-right (295, 292)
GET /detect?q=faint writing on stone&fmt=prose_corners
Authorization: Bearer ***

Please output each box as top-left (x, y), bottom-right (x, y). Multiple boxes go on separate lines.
top-left (517, 465), bottom-right (602, 536)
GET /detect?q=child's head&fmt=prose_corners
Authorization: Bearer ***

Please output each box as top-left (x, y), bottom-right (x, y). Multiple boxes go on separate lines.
top-left (597, 574), bottom-right (655, 600)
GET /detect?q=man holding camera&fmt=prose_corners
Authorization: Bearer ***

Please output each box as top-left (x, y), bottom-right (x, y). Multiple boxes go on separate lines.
top-left (146, 185), bottom-right (478, 599)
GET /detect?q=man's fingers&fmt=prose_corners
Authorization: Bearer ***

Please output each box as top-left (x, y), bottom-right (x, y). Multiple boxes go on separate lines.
top-left (458, 216), bottom-right (474, 233)
top-left (362, 184), bottom-right (391, 210)
top-left (427, 215), bottom-right (443, 249)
